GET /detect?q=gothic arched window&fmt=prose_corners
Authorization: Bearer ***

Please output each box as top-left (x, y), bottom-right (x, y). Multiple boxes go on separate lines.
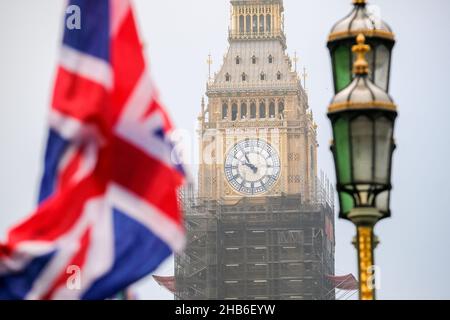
top-left (268, 55), bottom-right (273, 64)
top-left (232, 103), bottom-right (238, 121)
top-left (250, 102), bottom-right (257, 119)
top-left (259, 14), bottom-right (265, 32)
top-left (239, 15), bottom-right (245, 33)
top-left (236, 56), bottom-right (240, 65)
top-left (252, 55), bottom-right (257, 64)
top-left (241, 103), bottom-right (247, 119)
top-left (252, 15), bottom-right (258, 33)
top-left (225, 73), bottom-right (231, 82)
top-left (222, 103), bottom-right (228, 120)
top-left (260, 72), bottom-right (266, 81)
top-left (259, 101), bottom-right (266, 119)
top-left (266, 15), bottom-right (272, 32)
top-left (242, 73), bottom-right (247, 81)
top-left (269, 101), bottom-right (276, 118)
top-left (277, 71), bottom-right (282, 80)
top-left (278, 101), bottom-right (285, 118)
top-left (246, 15), bottom-right (251, 33)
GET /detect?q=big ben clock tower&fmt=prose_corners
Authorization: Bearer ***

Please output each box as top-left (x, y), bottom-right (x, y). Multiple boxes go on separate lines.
top-left (198, 0), bottom-right (318, 203)
top-left (176, 0), bottom-right (336, 300)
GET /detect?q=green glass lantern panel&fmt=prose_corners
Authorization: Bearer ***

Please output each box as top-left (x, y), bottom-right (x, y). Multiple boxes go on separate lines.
top-left (333, 45), bottom-right (352, 92)
top-left (374, 44), bottom-right (390, 91)
top-left (374, 117), bottom-right (393, 184)
top-left (333, 118), bottom-right (352, 184)
top-left (351, 116), bottom-right (373, 183)
top-left (339, 192), bottom-right (354, 216)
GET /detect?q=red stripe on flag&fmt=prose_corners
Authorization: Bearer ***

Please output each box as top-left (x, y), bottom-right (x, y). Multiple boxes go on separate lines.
top-left (143, 98), bottom-right (175, 133)
top-left (52, 67), bottom-right (112, 135)
top-left (56, 147), bottom-right (83, 193)
top-left (111, 10), bottom-right (145, 125)
top-left (42, 227), bottom-right (92, 300)
top-left (0, 246), bottom-right (12, 260)
top-left (111, 137), bottom-right (182, 225)
top-left (5, 169), bottom-right (106, 249)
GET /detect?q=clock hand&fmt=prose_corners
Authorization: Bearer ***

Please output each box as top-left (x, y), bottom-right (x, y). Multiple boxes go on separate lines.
top-left (248, 163), bottom-right (258, 173)
top-left (243, 153), bottom-right (258, 173)
top-left (241, 161), bottom-right (258, 174)
top-left (244, 153), bottom-right (250, 163)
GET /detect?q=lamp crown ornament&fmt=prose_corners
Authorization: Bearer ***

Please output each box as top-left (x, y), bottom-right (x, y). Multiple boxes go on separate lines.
top-left (352, 34), bottom-right (370, 75)
top-left (327, 0), bottom-right (395, 92)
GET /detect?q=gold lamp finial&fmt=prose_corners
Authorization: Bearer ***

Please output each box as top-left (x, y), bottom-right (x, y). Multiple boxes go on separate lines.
top-left (352, 34), bottom-right (371, 75)
top-left (352, 0), bottom-right (367, 5)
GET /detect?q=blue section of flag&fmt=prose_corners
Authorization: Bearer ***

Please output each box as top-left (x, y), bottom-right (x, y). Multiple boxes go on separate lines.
top-left (153, 127), bottom-right (186, 176)
top-left (63, 0), bottom-right (110, 62)
top-left (0, 251), bottom-right (56, 300)
top-left (81, 209), bottom-right (172, 300)
top-left (38, 130), bottom-right (70, 204)
top-left (153, 128), bottom-right (165, 140)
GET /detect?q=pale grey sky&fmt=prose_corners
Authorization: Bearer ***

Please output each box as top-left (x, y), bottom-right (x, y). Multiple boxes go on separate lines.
top-left (0, 0), bottom-right (449, 300)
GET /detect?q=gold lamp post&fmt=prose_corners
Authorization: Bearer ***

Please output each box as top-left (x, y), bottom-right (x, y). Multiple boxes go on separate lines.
top-left (327, 34), bottom-right (398, 300)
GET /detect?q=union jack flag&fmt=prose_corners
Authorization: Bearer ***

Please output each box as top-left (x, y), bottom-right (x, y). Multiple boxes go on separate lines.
top-left (0, 0), bottom-right (185, 299)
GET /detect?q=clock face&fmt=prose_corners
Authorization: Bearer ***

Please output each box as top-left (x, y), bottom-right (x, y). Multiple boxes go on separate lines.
top-left (224, 139), bottom-right (281, 195)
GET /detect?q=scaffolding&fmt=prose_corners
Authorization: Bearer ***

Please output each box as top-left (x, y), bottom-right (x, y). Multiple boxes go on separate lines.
top-left (175, 177), bottom-right (336, 300)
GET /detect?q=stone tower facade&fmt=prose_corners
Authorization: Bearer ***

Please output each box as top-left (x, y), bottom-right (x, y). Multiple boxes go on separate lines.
top-left (175, 0), bottom-right (335, 300)
top-left (198, 0), bottom-right (318, 203)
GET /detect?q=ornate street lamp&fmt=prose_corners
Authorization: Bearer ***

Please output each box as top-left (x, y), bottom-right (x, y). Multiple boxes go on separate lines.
top-left (328, 34), bottom-right (397, 300)
top-left (327, 0), bottom-right (395, 93)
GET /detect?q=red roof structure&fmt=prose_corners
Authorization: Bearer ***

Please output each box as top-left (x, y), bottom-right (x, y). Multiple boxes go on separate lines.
top-left (326, 274), bottom-right (358, 291)
top-left (153, 276), bottom-right (176, 294)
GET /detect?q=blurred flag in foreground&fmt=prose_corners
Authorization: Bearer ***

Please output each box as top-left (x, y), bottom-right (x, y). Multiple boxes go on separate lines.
top-left (0, 0), bottom-right (185, 299)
